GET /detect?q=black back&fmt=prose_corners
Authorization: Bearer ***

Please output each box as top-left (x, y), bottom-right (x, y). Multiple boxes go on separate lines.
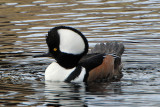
top-left (79, 53), bottom-right (105, 71)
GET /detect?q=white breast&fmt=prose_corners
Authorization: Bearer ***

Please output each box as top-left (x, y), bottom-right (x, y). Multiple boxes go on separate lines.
top-left (45, 62), bottom-right (86, 82)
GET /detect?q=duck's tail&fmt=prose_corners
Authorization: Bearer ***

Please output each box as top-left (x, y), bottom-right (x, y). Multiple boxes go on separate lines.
top-left (89, 42), bottom-right (124, 56)
top-left (89, 42), bottom-right (125, 81)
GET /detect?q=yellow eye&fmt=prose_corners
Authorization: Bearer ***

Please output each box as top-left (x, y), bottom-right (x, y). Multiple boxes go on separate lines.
top-left (53, 48), bottom-right (57, 51)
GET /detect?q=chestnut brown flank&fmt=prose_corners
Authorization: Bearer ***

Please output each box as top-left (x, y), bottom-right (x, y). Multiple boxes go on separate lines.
top-left (87, 55), bottom-right (115, 82)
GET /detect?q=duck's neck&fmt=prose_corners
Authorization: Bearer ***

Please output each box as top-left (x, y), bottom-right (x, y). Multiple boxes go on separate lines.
top-left (56, 53), bottom-right (82, 69)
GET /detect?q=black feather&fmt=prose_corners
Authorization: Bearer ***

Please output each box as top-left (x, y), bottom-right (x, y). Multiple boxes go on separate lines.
top-left (65, 66), bottom-right (82, 82)
top-left (79, 53), bottom-right (105, 71)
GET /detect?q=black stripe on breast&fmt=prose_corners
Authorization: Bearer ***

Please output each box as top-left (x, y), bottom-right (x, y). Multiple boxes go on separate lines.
top-left (64, 66), bottom-right (82, 82)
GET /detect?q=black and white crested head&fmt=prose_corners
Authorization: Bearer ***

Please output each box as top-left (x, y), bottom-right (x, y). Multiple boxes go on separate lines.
top-left (46, 26), bottom-right (88, 68)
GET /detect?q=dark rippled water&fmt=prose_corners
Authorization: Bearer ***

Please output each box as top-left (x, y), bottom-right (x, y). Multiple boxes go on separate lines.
top-left (0, 0), bottom-right (160, 106)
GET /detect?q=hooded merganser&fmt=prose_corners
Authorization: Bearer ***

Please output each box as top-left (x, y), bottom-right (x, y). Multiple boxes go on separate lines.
top-left (45, 26), bottom-right (124, 82)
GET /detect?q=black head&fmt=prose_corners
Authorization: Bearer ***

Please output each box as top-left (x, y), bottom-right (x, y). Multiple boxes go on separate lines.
top-left (46, 26), bottom-right (88, 68)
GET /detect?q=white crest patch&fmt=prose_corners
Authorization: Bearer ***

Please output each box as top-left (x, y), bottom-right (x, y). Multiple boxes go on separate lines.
top-left (58, 29), bottom-right (85, 54)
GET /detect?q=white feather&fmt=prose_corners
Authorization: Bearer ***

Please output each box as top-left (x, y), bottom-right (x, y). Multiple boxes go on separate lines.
top-left (45, 62), bottom-right (86, 82)
top-left (58, 29), bottom-right (85, 54)
top-left (74, 67), bottom-right (86, 82)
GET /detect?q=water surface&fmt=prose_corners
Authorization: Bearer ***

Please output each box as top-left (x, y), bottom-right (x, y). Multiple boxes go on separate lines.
top-left (0, 0), bottom-right (160, 106)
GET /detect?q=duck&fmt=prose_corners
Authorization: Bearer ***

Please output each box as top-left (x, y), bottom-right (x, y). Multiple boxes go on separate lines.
top-left (44, 26), bottom-right (124, 82)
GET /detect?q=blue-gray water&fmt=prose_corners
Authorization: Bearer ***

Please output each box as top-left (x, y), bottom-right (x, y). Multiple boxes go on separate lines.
top-left (0, 0), bottom-right (160, 106)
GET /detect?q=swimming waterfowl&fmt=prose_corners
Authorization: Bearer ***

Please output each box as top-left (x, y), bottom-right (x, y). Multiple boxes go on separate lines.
top-left (45, 26), bottom-right (124, 82)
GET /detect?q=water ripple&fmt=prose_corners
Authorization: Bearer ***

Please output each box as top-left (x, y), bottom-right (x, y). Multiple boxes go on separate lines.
top-left (1, 0), bottom-right (160, 106)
